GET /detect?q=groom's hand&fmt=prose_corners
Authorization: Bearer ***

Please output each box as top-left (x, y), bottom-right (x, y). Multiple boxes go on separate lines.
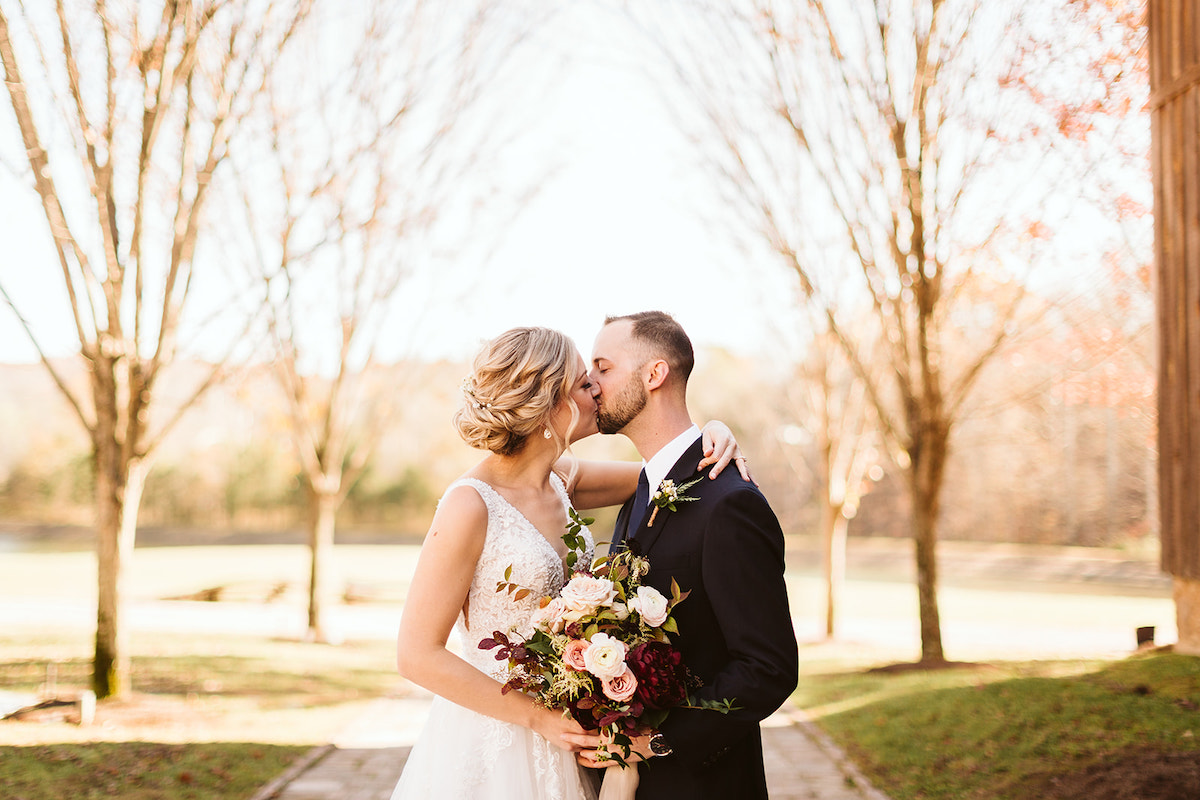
top-left (562, 731), bottom-right (653, 768)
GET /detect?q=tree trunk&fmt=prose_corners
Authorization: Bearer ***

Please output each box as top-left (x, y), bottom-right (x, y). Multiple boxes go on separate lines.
top-left (306, 487), bottom-right (339, 643)
top-left (1106, 405), bottom-right (1119, 543)
top-left (1149, 0), bottom-right (1200, 653)
top-left (1064, 387), bottom-right (1077, 540)
top-left (92, 384), bottom-right (147, 699)
top-left (820, 498), bottom-right (848, 639)
top-left (909, 426), bottom-right (948, 664)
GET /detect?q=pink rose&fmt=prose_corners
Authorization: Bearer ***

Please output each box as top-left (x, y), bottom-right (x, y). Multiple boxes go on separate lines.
top-left (563, 639), bottom-right (590, 671)
top-left (602, 667), bottom-right (638, 702)
top-left (530, 597), bottom-right (567, 633)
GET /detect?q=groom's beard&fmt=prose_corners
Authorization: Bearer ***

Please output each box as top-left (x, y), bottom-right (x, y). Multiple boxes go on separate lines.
top-left (596, 375), bottom-right (647, 435)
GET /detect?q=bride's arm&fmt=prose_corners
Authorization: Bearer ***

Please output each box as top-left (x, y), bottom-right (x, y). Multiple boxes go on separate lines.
top-left (559, 459), bottom-right (640, 511)
top-left (563, 420), bottom-right (753, 510)
top-left (395, 485), bottom-right (585, 750)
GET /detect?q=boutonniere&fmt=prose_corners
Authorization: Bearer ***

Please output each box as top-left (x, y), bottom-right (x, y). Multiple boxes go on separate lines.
top-left (647, 477), bottom-right (703, 526)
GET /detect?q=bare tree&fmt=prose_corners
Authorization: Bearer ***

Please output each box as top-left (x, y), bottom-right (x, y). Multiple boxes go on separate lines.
top-left (765, 301), bottom-right (887, 639)
top-left (631, 0), bottom-right (1146, 662)
top-left (790, 324), bottom-right (885, 639)
top-left (0, 0), bottom-right (311, 697)
top-left (222, 0), bottom-right (536, 642)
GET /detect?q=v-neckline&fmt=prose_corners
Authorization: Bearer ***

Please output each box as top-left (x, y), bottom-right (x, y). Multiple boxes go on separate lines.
top-left (472, 476), bottom-right (570, 566)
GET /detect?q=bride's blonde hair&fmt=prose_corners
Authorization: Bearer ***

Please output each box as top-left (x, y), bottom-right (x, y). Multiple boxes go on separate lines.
top-left (456, 327), bottom-right (580, 458)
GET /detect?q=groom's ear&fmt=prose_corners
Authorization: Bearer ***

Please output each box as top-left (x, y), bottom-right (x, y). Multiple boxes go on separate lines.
top-left (645, 359), bottom-right (670, 391)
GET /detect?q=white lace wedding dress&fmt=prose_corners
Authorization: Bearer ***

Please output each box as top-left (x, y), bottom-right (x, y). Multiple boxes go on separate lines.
top-left (390, 475), bottom-right (599, 800)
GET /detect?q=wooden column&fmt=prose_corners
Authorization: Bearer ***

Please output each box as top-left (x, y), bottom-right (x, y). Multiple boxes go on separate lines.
top-left (1150, 0), bottom-right (1200, 654)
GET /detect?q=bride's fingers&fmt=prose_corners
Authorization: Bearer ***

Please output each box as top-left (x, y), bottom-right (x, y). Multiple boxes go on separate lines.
top-left (734, 450), bottom-right (756, 485)
top-left (699, 423), bottom-right (737, 477)
top-left (560, 731), bottom-right (603, 752)
top-left (698, 453), bottom-right (726, 479)
top-left (700, 426), bottom-right (716, 462)
top-left (697, 439), bottom-right (734, 478)
top-left (576, 749), bottom-right (619, 769)
top-left (700, 444), bottom-right (755, 483)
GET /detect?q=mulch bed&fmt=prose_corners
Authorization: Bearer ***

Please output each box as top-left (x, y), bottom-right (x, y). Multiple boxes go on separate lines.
top-left (1018, 748), bottom-right (1200, 800)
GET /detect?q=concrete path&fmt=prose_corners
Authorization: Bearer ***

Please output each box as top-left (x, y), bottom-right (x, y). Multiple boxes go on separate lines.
top-left (251, 695), bottom-right (891, 800)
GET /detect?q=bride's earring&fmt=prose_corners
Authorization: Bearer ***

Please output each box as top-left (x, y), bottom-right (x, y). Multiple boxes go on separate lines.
top-left (543, 428), bottom-right (552, 439)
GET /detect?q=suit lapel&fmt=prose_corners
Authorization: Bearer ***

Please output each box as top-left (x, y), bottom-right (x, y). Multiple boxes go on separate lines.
top-left (611, 497), bottom-right (634, 553)
top-left (630, 439), bottom-right (707, 557)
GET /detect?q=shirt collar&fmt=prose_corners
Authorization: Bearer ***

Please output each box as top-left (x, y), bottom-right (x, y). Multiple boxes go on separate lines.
top-left (642, 424), bottom-right (701, 504)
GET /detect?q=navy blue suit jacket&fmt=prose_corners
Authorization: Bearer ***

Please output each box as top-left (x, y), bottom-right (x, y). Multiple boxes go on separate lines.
top-left (610, 438), bottom-right (798, 799)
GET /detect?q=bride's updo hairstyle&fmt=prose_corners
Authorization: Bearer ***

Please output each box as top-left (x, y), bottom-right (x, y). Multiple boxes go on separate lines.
top-left (455, 327), bottom-right (578, 456)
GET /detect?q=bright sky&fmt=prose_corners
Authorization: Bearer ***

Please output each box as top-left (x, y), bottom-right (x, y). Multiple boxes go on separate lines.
top-left (0, 4), bottom-right (801, 369)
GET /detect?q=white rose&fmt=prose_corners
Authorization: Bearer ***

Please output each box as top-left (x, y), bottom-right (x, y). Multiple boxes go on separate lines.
top-left (611, 601), bottom-right (630, 621)
top-left (559, 575), bottom-right (617, 616)
top-left (583, 632), bottom-right (629, 679)
top-left (629, 585), bottom-right (670, 628)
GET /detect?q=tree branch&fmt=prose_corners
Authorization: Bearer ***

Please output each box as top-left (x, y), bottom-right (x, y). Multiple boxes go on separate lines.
top-left (0, 6), bottom-right (97, 355)
top-left (0, 283), bottom-right (94, 431)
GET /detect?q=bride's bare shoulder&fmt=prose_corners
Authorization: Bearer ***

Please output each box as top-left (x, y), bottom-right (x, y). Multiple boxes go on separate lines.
top-left (429, 481), bottom-right (488, 538)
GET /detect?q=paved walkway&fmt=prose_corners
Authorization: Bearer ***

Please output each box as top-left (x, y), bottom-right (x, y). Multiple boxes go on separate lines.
top-left (251, 695), bottom-right (891, 800)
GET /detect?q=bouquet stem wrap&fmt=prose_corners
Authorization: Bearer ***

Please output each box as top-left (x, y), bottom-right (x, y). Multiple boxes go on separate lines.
top-left (599, 765), bottom-right (639, 800)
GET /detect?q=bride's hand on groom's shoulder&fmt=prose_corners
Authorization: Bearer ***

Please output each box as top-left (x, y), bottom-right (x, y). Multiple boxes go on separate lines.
top-left (699, 421), bottom-right (756, 485)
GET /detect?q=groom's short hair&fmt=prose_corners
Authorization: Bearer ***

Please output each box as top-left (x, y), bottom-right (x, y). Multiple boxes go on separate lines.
top-left (605, 310), bottom-right (695, 384)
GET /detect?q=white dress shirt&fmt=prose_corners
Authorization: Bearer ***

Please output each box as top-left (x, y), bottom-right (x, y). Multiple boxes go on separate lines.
top-left (640, 424), bottom-right (702, 505)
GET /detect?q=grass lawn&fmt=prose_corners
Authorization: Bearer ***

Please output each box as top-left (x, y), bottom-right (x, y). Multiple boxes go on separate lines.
top-left (0, 630), bottom-right (410, 800)
top-left (794, 648), bottom-right (1200, 800)
top-left (0, 741), bottom-right (305, 800)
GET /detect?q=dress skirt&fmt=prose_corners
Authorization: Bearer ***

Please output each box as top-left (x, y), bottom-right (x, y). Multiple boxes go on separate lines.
top-left (390, 696), bottom-right (599, 800)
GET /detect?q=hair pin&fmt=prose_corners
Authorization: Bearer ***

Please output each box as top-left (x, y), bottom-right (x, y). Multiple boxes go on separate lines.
top-left (460, 376), bottom-right (493, 410)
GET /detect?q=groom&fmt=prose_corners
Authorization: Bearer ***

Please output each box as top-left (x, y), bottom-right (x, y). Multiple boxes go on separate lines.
top-left (570, 311), bottom-right (799, 799)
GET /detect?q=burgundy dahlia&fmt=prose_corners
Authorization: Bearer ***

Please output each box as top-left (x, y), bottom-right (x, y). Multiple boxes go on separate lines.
top-left (565, 690), bottom-right (603, 728)
top-left (626, 641), bottom-right (688, 710)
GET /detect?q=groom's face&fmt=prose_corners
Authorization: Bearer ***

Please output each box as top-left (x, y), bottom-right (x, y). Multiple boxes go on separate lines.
top-left (590, 321), bottom-right (649, 435)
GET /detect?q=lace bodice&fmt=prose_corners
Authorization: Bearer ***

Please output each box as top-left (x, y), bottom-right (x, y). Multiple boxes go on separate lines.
top-left (448, 473), bottom-right (594, 681)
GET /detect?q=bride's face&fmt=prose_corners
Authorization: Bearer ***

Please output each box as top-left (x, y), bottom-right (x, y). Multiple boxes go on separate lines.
top-left (553, 354), bottom-right (599, 444)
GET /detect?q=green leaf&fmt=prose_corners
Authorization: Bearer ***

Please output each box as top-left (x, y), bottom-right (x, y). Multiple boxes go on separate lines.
top-left (524, 637), bottom-right (556, 656)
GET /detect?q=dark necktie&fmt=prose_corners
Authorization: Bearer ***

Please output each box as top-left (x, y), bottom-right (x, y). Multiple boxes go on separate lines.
top-left (627, 468), bottom-right (650, 540)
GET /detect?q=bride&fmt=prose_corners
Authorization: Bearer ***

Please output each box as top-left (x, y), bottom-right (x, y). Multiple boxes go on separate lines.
top-left (391, 327), bottom-right (747, 800)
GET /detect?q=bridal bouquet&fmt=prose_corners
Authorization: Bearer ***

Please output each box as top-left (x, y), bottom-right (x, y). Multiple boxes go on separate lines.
top-left (481, 510), bottom-right (731, 766)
